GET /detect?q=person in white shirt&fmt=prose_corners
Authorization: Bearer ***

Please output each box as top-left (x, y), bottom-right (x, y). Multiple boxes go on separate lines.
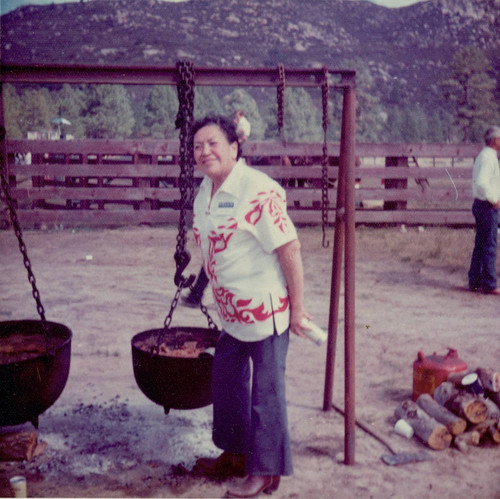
top-left (182, 111), bottom-right (252, 308)
top-left (233, 110), bottom-right (251, 144)
top-left (190, 116), bottom-right (310, 498)
top-left (468, 125), bottom-right (500, 295)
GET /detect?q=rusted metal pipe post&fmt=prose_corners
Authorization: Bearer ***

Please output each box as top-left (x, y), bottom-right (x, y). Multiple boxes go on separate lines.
top-left (0, 84), bottom-right (7, 171)
top-left (322, 128), bottom-right (346, 412)
top-left (341, 79), bottom-right (357, 466)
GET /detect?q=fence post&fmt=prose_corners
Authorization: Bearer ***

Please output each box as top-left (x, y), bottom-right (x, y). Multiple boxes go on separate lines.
top-left (383, 156), bottom-right (408, 211)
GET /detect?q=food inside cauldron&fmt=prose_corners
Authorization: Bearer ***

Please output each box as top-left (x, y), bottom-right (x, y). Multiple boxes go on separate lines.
top-left (133, 329), bottom-right (216, 358)
top-left (0, 331), bottom-right (48, 364)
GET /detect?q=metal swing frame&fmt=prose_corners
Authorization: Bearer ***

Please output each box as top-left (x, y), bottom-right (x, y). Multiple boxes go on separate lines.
top-left (0, 62), bottom-right (357, 464)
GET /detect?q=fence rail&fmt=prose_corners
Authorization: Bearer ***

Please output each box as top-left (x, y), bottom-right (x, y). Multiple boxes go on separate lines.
top-left (1, 139), bottom-right (484, 229)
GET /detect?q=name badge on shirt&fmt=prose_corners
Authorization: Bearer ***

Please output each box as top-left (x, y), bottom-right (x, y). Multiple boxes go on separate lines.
top-left (218, 202), bottom-right (234, 208)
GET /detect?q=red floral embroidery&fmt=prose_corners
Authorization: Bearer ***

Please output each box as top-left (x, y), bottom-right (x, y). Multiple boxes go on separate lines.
top-left (205, 218), bottom-right (237, 282)
top-left (193, 226), bottom-right (201, 246)
top-left (214, 286), bottom-right (289, 324)
top-left (245, 190), bottom-right (288, 233)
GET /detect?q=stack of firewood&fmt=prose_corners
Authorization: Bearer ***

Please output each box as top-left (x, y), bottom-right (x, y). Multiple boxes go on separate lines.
top-left (395, 367), bottom-right (500, 452)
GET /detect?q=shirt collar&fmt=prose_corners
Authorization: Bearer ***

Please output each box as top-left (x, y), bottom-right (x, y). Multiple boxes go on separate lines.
top-left (199, 158), bottom-right (245, 198)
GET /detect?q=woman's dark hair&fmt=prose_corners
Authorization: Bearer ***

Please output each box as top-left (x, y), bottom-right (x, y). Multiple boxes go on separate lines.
top-left (189, 115), bottom-right (241, 160)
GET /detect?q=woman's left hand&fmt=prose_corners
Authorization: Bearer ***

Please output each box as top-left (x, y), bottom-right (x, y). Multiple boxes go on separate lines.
top-left (289, 308), bottom-right (311, 338)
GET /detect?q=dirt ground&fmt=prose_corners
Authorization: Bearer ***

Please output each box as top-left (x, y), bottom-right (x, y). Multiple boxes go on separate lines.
top-left (0, 224), bottom-right (499, 499)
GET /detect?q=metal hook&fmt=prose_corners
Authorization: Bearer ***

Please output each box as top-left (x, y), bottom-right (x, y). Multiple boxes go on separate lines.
top-left (173, 250), bottom-right (196, 288)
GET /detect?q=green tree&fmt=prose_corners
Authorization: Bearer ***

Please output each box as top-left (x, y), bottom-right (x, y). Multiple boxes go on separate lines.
top-left (354, 65), bottom-right (387, 142)
top-left (2, 84), bottom-right (23, 139)
top-left (52, 84), bottom-right (87, 138)
top-left (143, 85), bottom-right (178, 139)
top-left (81, 84), bottom-right (135, 139)
top-left (441, 46), bottom-right (498, 143)
top-left (11, 87), bottom-right (53, 138)
top-left (194, 87), bottom-right (224, 121)
top-left (385, 105), bottom-right (430, 142)
top-left (329, 61), bottom-right (387, 142)
top-left (263, 87), bottom-right (322, 142)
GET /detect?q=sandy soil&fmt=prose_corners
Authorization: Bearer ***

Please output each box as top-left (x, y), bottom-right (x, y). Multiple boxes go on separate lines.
top-left (0, 225), bottom-right (499, 498)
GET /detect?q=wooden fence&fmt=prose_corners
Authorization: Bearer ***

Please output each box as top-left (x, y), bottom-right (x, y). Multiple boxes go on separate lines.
top-left (1, 139), bottom-right (484, 229)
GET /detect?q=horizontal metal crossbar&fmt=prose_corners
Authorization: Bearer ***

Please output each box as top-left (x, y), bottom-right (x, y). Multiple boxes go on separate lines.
top-left (1, 63), bottom-right (355, 88)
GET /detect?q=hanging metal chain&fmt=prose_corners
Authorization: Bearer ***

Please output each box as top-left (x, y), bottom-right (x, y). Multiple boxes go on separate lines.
top-left (161, 60), bottom-right (197, 332)
top-left (162, 61), bottom-right (219, 333)
top-left (277, 63), bottom-right (285, 141)
top-left (320, 65), bottom-right (330, 248)
top-left (173, 59), bottom-right (196, 290)
top-left (0, 125), bottom-right (51, 346)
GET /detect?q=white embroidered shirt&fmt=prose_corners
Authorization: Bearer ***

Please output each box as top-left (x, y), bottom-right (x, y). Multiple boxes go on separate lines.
top-left (193, 159), bottom-right (298, 341)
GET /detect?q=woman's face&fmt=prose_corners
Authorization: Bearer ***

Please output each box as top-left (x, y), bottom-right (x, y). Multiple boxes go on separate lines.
top-left (193, 124), bottom-right (238, 188)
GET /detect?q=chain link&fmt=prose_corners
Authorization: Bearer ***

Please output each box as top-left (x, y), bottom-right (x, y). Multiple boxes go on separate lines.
top-left (320, 65), bottom-right (330, 248)
top-left (0, 125), bottom-right (51, 349)
top-left (175, 59), bottom-right (196, 275)
top-left (277, 64), bottom-right (285, 141)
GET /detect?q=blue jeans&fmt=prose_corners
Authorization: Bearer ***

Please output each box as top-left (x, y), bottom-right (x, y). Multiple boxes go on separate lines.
top-left (468, 199), bottom-right (498, 291)
top-left (211, 330), bottom-right (293, 476)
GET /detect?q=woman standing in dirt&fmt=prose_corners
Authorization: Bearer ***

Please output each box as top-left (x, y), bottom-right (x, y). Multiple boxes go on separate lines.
top-left (190, 115), bottom-right (310, 498)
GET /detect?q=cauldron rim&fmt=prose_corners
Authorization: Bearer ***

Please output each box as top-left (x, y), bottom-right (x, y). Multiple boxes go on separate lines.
top-left (131, 326), bottom-right (219, 411)
top-left (0, 319), bottom-right (72, 363)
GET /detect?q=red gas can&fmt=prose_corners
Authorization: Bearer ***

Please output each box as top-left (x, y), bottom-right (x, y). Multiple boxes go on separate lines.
top-left (412, 348), bottom-right (467, 401)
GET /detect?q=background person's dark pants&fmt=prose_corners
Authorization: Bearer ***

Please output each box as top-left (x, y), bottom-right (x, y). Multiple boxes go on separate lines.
top-left (185, 267), bottom-right (210, 304)
top-left (468, 198), bottom-right (499, 291)
top-left (211, 330), bottom-right (293, 476)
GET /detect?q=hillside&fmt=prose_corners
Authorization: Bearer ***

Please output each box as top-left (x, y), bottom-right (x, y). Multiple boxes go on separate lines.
top-left (1, 0), bottom-right (499, 110)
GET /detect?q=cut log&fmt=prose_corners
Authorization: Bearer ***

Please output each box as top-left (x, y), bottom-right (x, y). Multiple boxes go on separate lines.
top-left (395, 399), bottom-right (452, 450)
top-left (447, 371), bottom-right (473, 387)
top-left (471, 418), bottom-right (500, 445)
top-left (485, 389), bottom-right (500, 409)
top-left (453, 430), bottom-right (480, 452)
top-left (489, 424), bottom-right (500, 444)
top-left (0, 431), bottom-right (38, 461)
top-left (483, 397), bottom-right (500, 421)
top-left (476, 367), bottom-right (500, 393)
top-left (433, 381), bottom-right (460, 406)
top-left (445, 392), bottom-right (488, 424)
top-left (416, 393), bottom-right (466, 436)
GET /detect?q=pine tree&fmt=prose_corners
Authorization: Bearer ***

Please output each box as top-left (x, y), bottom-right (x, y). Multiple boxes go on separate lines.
top-left (194, 87), bottom-right (224, 121)
top-left (2, 84), bottom-right (23, 139)
top-left (143, 85), bottom-right (178, 139)
top-left (52, 84), bottom-right (87, 138)
top-left (81, 85), bottom-right (135, 139)
top-left (12, 87), bottom-right (53, 138)
top-left (441, 46), bottom-right (498, 143)
top-left (264, 87), bottom-right (322, 142)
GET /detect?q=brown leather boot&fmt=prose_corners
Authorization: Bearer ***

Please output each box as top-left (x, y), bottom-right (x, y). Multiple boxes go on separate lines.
top-left (194, 451), bottom-right (246, 478)
top-left (226, 475), bottom-right (280, 498)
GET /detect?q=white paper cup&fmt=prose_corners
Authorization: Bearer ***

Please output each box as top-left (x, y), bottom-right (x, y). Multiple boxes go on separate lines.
top-left (9, 476), bottom-right (27, 498)
top-left (301, 318), bottom-right (327, 345)
top-left (394, 419), bottom-right (414, 439)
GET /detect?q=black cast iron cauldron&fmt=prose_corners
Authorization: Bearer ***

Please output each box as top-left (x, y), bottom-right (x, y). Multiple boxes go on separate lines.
top-left (131, 326), bottom-right (219, 414)
top-left (0, 320), bottom-right (72, 428)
